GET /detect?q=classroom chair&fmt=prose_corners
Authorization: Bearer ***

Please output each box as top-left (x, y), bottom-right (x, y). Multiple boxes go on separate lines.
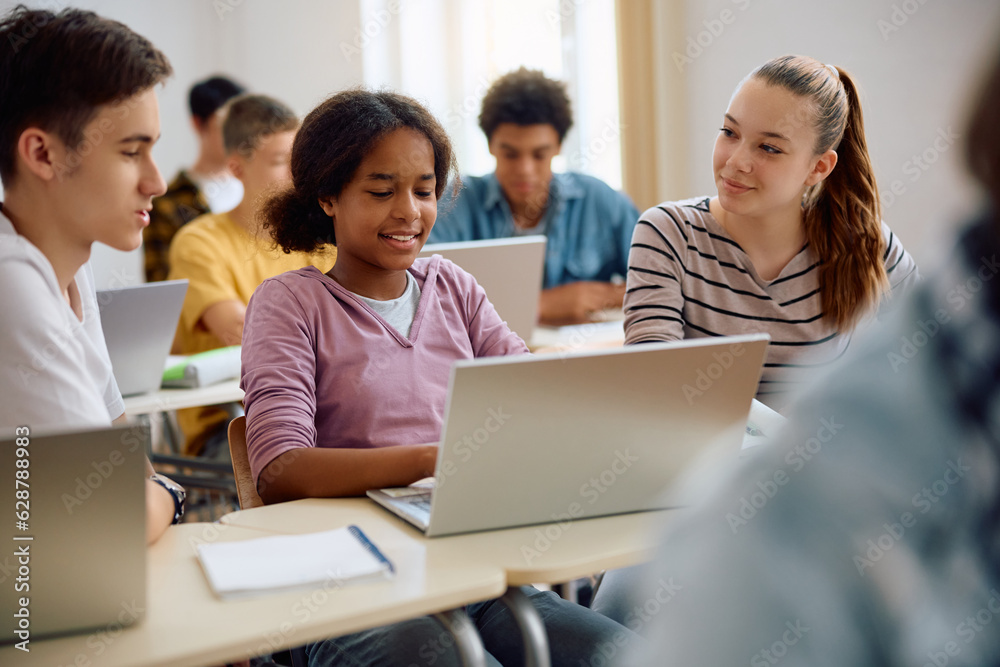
top-left (227, 416), bottom-right (310, 667)
top-left (227, 416), bottom-right (264, 509)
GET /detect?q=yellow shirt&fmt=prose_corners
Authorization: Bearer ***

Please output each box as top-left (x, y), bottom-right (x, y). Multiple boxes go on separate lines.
top-left (167, 211), bottom-right (335, 454)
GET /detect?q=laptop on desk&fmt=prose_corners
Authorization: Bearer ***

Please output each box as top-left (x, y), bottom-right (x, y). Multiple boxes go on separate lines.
top-left (418, 236), bottom-right (546, 343)
top-left (368, 333), bottom-right (769, 537)
top-left (98, 279), bottom-right (188, 396)
top-left (0, 424), bottom-right (148, 644)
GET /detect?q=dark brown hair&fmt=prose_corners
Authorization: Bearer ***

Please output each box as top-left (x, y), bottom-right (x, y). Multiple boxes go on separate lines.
top-left (0, 5), bottom-right (172, 185)
top-left (478, 67), bottom-right (573, 143)
top-left (261, 89), bottom-right (458, 252)
top-left (750, 55), bottom-right (886, 331)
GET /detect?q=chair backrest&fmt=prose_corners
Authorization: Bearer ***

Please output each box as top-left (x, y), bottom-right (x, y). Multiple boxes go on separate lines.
top-left (227, 416), bottom-right (264, 509)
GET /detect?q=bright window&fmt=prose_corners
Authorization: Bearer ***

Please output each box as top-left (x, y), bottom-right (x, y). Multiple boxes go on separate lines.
top-left (358, 0), bottom-right (623, 189)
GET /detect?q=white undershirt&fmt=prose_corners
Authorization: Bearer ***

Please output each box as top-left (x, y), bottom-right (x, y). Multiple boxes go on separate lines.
top-left (353, 271), bottom-right (421, 338)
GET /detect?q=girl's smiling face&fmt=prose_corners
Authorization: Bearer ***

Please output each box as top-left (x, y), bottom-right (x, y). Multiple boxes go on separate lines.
top-left (713, 77), bottom-right (836, 221)
top-left (320, 127), bottom-right (437, 296)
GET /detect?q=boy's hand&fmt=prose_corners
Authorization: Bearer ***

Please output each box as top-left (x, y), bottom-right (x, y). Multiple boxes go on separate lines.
top-left (538, 281), bottom-right (626, 326)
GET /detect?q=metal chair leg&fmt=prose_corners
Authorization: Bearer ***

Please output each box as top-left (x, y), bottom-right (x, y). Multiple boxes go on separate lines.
top-left (432, 608), bottom-right (488, 667)
top-left (500, 587), bottom-right (551, 667)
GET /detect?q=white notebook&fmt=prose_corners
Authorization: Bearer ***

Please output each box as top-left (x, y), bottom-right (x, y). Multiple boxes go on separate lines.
top-left (197, 525), bottom-right (394, 600)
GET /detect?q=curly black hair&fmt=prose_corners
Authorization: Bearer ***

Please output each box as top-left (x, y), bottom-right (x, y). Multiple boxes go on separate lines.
top-left (478, 67), bottom-right (573, 143)
top-left (260, 88), bottom-right (458, 252)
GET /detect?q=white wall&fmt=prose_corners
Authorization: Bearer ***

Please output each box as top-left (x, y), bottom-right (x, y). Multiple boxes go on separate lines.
top-left (4, 0), bottom-right (997, 281)
top-left (673, 0), bottom-right (1000, 268)
top-left (1, 0), bottom-right (623, 288)
top-left (0, 0), bottom-right (365, 288)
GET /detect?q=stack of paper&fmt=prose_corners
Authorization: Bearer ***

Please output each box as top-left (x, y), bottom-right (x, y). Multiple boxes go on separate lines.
top-left (197, 525), bottom-right (394, 600)
top-left (742, 399), bottom-right (789, 449)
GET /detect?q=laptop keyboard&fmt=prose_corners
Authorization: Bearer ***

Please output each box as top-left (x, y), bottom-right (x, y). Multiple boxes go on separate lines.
top-left (405, 493), bottom-right (432, 513)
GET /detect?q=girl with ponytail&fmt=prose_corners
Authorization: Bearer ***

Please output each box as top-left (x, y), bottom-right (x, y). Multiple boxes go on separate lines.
top-left (624, 54), bottom-right (919, 410)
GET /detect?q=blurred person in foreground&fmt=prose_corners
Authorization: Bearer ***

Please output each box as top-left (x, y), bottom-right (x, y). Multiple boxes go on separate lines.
top-left (628, 40), bottom-right (1000, 667)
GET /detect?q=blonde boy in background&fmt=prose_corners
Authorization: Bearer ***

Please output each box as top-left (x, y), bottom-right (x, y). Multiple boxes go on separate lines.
top-left (168, 94), bottom-right (335, 458)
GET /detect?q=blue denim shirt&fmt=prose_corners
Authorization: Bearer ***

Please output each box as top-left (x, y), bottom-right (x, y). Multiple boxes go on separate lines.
top-left (430, 172), bottom-right (639, 289)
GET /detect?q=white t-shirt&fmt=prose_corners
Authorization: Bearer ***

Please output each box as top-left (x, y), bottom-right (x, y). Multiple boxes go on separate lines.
top-left (0, 208), bottom-right (124, 431)
top-left (188, 171), bottom-right (243, 214)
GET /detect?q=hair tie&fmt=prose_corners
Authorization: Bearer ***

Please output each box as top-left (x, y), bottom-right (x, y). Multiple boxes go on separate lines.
top-left (826, 63), bottom-right (840, 79)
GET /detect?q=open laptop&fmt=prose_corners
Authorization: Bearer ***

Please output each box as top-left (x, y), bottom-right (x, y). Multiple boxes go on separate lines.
top-left (0, 424), bottom-right (148, 643)
top-left (98, 279), bottom-right (188, 396)
top-left (418, 236), bottom-right (546, 343)
top-left (369, 333), bottom-right (769, 537)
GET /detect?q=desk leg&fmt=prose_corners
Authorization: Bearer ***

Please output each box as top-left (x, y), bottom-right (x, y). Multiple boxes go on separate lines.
top-left (432, 608), bottom-right (488, 667)
top-left (500, 586), bottom-right (551, 667)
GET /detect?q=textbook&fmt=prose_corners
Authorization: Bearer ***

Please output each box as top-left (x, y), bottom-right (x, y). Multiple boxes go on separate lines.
top-left (162, 345), bottom-right (242, 388)
top-left (196, 525), bottom-right (394, 600)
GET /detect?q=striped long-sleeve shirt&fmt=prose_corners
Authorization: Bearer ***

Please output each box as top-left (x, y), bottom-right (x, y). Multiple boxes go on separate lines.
top-left (624, 196), bottom-right (919, 410)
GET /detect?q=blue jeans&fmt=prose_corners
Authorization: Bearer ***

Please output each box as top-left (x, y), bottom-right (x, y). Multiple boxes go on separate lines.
top-left (589, 565), bottom-right (648, 628)
top-left (305, 586), bottom-right (640, 666)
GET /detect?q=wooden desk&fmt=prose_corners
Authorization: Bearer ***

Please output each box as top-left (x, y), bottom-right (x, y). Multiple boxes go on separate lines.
top-left (220, 498), bottom-right (669, 586)
top-left (0, 522), bottom-right (505, 667)
top-left (122, 379), bottom-right (244, 417)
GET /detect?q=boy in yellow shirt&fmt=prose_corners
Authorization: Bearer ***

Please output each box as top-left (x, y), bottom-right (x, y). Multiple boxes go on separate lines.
top-left (168, 94), bottom-right (334, 457)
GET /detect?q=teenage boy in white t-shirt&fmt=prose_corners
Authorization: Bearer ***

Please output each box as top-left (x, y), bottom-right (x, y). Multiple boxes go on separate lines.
top-left (0, 6), bottom-right (185, 544)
